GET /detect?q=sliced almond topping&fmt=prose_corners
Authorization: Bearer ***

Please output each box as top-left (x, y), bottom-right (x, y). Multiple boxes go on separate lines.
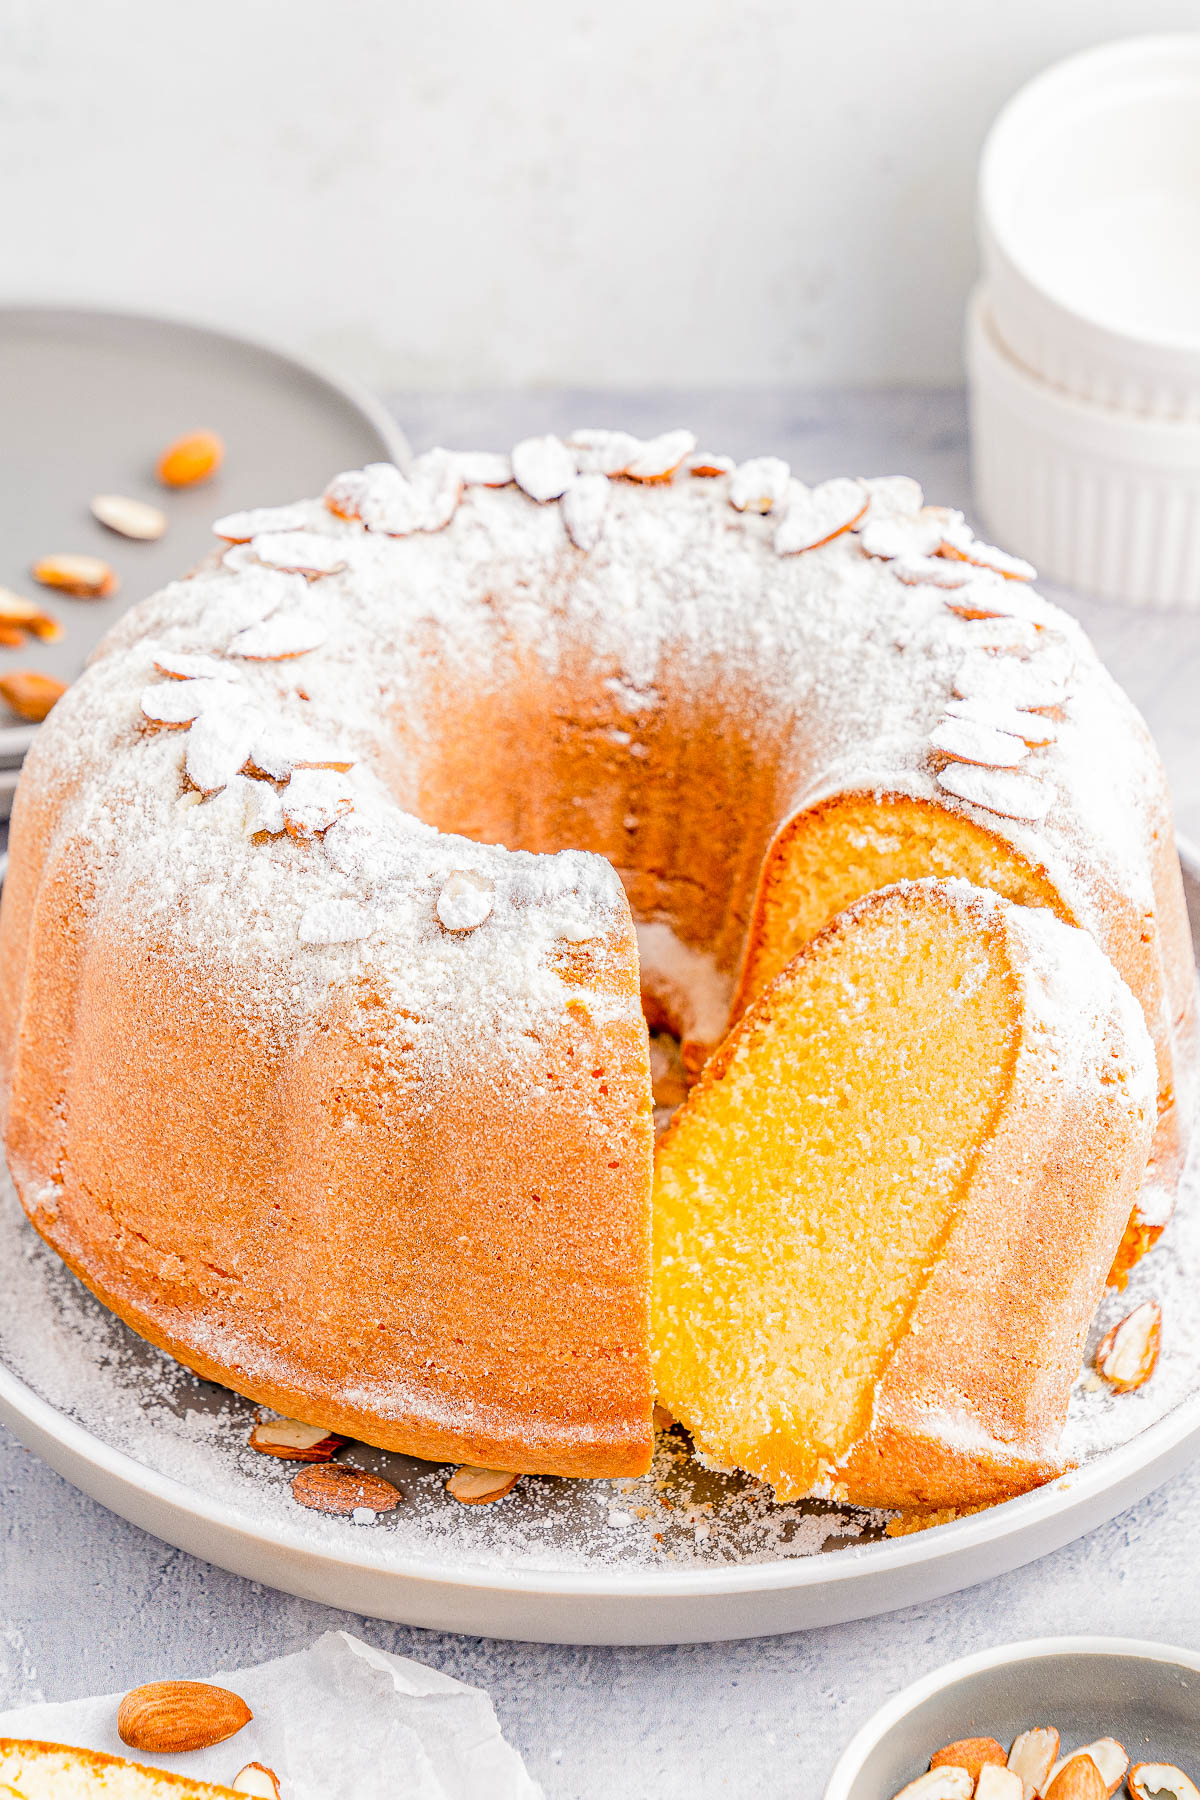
top-left (1047, 1742), bottom-right (1128, 1798)
top-left (774, 477), bottom-right (868, 555)
top-left (940, 517), bottom-right (1036, 580)
top-left (0, 670), bottom-right (66, 722)
top-left (858, 474), bottom-right (925, 523)
top-left (561, 474), bottom-right (611, 551)
top-left (1045, 1759), bottom-right (1107, 1800)
top-left (157, 429), bottom-right (225, 489)
top-left (232, 1764), bottom-right (283, 1798)
top-left (154, 650), bottom-right (229, 682)
top-left (212, 504), bottom-right (310, 542)
top-left (323, 462), bottom-right (401, 524)
top-left (511, 434), bottom-right (575, 502)
top-left (91, 494), bottom-right (168, 541)
top-left (281, 768), bottom-right (355, 839)
top-left (32, 552), bottom-right (118, 598)
top-left (937, 763), bottom-right (1054, 823)
top-left (249, 1417), bottom-right (348, 1461)
top-left (446, 1466), bottom-right (520, 1505)
top-left (229, 613), bottom-right (328, 660)
top-left (248, 721), bottom-right (355, 781)
top-left (944, 696), bottom-right (1058, 746)
top-left (117, 1681), bottom-right (251, 1754)
top-left (956, 617), bottom-right (1040, 654)
top-left (890, 1771), bottom-right (973, 1800)
top-left (140, 677), bottom-right (241, 727)
top-left (860, 511), bottom-right (950, 560)
top-left (566, 428), bottom-right (641, 476)
top-left (437, 868), bottom-right (495, 931)
top-left (408, 447), bottom-right (464, 530)
top-left (953, 653), bottom-right (1071, 713)
top-left (729, 455), bottom-right (790, 514)
top-left (1008, 1726), bottom-right (1060, 1800)
top-left (892, 553), bottom-right (974, 589)
top-left (1096, 1298), bottom-right (1162, 1391)
top-left (291, 1463), bottom-right (401, 1516)
top-left (931, 1741), bottom-right (1007, 1780)
top-left (249, 532), bottom-right (347, 577)
top-left (186, 706), bottom-right (258, 795)
top-left (298, 900), bottom-right (374, 945)
top-left (1129, 1764), bottom-right (1200, 1800)
top-left (930, 717), bottom-right (1029, 768)
top-left (686, 452), bottom-right (735, 477)
top-left (624, 429), bottom-right (697, 483)
top-left (453, 450), bottom-right (513, 487)
top-left (976, 1771), bottom-right (1024, 1800)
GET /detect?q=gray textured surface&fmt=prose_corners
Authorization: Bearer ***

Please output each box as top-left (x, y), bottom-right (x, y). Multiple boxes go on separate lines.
top-left (3, 388), bottom-right (1200, 1798)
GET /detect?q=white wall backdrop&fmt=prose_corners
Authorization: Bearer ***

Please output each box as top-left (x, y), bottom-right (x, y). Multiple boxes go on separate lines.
top-left (4, 0), bottom-right (1199, 389)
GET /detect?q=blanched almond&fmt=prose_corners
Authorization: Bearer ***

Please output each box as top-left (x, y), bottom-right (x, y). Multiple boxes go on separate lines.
top-left (1096, 1299), bottom-right (1162, 1391)
top-left (249, 1417), bottom-right (347, 1461)
top-left (890, 1770), bottom-right (972, 1800)
top-left (117, 1681), bottom-right (251, 1753)
top-left (232, 1763), bottom-right (282, 1797)
top-left (158, 429), bottom-right (224, 488)
top-left (931, 1740), bottom-right (1006, 1780)
top-left (0, 670), bottom-right (66, 722)
top-left (291, 1463), bottom-right (401, 1516)
top-left (32, 553), bottom-right (118, 598)
top-left (1129, 1764), bottom-right (1200, 1800)
top-left (91, 494), bottom-right (168, 541)
top-left (1008, 1726), bottom-right (1060, 1799)
top-left (976, 1770), bottom-right (1023, 1800)
top-left (446, 1466), bottom-right (520, 1505)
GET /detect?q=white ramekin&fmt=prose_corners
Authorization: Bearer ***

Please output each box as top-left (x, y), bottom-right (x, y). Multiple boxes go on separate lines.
top-left (980, 34), bottom-right (1200, 420)
top-left (967, 287), bottom-right (1200, 609)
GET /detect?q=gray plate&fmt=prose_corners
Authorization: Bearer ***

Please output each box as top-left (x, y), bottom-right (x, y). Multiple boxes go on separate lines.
top-left (0, 303), bottom-right (408, 780)
top-left (825, 1637), bottom-right (1200, 1799)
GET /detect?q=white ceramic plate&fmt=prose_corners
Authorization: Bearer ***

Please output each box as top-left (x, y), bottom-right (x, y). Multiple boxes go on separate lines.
top-left (0, 856), bottom-right (1197, 1647)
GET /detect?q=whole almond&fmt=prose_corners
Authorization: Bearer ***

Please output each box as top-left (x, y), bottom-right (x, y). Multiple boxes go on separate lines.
top-left (158, 429), bottom-right (225, 489)
top-left (232, 1763), bottom-right (282, 1797)
top-left (117, 1680), bottom-right (252, 1753)
top-left (1044, 1757), bottom-right (1107, 1800)
top-left (0, 670), bottom-right (67, 722)
top-left (31, 553), bottom-right (118, 598)
top-left (290, 1463), bottom-right (401, 1516)
top-left (932, 1739), bottom-right (1007, 1780)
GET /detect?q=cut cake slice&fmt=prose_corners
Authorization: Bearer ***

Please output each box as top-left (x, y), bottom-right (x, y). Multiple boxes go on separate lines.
top-left (652, 878), bottom-right (1157, 1507)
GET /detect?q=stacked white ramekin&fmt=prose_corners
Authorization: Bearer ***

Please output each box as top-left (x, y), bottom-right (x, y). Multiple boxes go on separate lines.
top-left (969, 35), bottom-right (1200, 607)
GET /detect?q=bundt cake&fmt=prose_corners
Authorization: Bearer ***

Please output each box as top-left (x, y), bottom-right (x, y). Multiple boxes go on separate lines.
top-left (653, 878), bottom-right (1155, 1506)
top-left (0, 1740), bottom-right (244, 1797)
top-left (0, 430), bottom-right (1192, 1500)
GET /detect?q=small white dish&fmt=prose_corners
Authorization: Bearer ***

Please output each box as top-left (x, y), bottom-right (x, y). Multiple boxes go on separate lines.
top-left (824, 1636), bottom-right (1200, 1800)
top-left (967, 288), bottom-right (1200, 608)
top-left (980, 34), bottom-right (1200, 420)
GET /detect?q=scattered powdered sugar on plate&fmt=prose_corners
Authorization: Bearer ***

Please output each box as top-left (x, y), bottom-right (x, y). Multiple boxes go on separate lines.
top-left (1, 1125), bottom-right (1197, 1578)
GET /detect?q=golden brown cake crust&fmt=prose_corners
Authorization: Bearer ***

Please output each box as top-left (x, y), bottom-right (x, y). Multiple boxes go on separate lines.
top-left (653, 881), bottom-right (1156, 1508)
top-left (0, 1739), bottom-right (243, 1795)
top-left (0, 450), bottom-right (1190, 1489)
